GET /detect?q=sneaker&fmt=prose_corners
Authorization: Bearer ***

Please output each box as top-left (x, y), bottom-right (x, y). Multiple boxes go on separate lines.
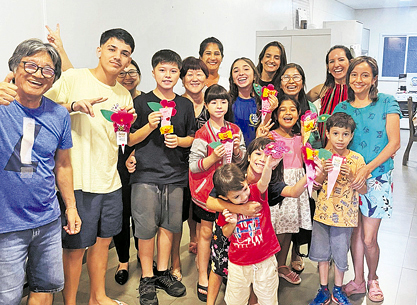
top-left (309, 287), bottom-right (331, 305)
top-left (139, 276), bottom-right (158, 305)
top-left (332, 287), bottom-right (352, 305)
top-left (155, 269), bottom-right (186, 297)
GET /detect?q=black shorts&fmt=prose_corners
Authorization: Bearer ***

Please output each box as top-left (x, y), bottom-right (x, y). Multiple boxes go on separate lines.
top-left (193, 203), bottom-right (216, 222)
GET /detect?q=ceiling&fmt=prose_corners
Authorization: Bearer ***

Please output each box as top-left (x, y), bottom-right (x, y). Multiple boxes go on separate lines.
top-left (337, 0), bottom-right (417, 9)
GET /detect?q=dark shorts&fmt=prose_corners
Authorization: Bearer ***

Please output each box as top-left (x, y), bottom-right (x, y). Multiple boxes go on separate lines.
top-left (131, 183), bottom-right (184, 239)
top-left (211, 218), bottom-right (230, 278)
top-left (193, 203), bottom-right (216, 222)
top-left (61, 189), bottom-right (123, 249)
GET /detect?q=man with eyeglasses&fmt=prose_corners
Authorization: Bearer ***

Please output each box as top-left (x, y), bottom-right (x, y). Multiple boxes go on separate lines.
top-left (0, 39), bottom-right (81, 305)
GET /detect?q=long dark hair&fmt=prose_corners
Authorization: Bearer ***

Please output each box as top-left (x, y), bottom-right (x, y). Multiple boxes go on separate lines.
top-left (238, 137), bottom-right (283, 185)
top-left (275, 63), bottom-right (310, 116)
top-left (320, 45), bottom-right (353, 96)
top-left (271, 94), bottom-right (301, 134)
top-left (346, 56), bottom-right (379, 103)
top-left (256, 41), bottom-right (287, 85)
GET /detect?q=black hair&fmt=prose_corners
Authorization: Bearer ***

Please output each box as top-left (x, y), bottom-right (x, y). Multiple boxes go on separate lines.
top-left (346, 56), bottom-right (379, 103)
top-left (130, 59), bottom-right (141, 76)
top-left (320, 45), bottom-right (353, 96)
top-left (100, 28), bottom-right (135, 53)
top-left (326, 112), bottom-right (356, 133)
top-left (256, 41), bottom-right (287, 85)
top-left (275, 63), bottom-right (310, 117)
top-left (180, 56), bottom-right (209, 79)
top-left (151, 49), bottom-right (182, 69)
top-left (199, 37), bottom-right (224, 58)
top-left (271, 93), bottom-right (302, 134)
top-left (204, 84), bottom-right (233, 121)
top-left (238, 137), bottom-right (283, 185)
top-left (213, 164), bottom-right (246, 197)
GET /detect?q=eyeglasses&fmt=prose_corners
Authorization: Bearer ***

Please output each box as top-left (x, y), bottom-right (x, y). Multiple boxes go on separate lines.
top-left (21, 61), bottom-right (55, 78)
top-left (281, 74), bottom-right (302, 82)
top-left (118, 70), bottom-right (139, 78)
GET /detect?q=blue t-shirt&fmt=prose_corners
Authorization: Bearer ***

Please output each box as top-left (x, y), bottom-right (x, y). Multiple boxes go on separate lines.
top-left (333, 93), bottom-right (401, 177)
top-left (232, 96), bottom-right (258, 146)
top-left (0, 97), bottom-right (72, 233)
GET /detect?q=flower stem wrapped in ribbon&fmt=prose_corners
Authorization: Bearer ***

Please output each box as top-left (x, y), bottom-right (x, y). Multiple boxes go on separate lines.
top-left (301, 110), bottom-right (318, 145)
top-left (218, 126), bottom-right (234, 164)
top-left (148, 100), bottom-right (177, 134)
top-left (254, 83), bottom-right (278, 123)
top-left (326, 155), bottom-right (346, 199)
top-left (302, 143), bottom-right (318, 196)
top-left (100, 108), bottom-right (134, 153)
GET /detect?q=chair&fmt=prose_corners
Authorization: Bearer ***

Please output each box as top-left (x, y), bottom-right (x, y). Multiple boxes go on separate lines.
top-left (402, 96), bottom-right (417, 165)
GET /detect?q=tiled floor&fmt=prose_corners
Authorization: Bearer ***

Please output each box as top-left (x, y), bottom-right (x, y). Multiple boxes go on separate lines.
top-left (20, 130), bottom-right (417, 305)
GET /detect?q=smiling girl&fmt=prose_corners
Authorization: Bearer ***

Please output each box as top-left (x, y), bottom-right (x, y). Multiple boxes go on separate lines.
top-left (333, 56), bottom-right (401, 302)
top-left (189, 84), bottom-right (246, 302)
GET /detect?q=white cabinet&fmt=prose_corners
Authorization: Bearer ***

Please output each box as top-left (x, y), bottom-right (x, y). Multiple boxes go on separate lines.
top-left (324, 20), bottom-right (370, 56)
top-left (256, 29), bottom-right (331, 91)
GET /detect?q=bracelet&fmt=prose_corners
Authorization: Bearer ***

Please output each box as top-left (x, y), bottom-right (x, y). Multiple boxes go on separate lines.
top-left (70, 101), bottom-right (76, 112)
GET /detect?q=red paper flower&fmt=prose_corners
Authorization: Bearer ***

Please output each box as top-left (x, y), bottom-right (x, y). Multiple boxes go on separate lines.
top-left (110, 109), bottom-right (134, 132)
top-left (264, 141), bottom-right (289, 159)
top-left (160, 100), bottom-right (177, 116)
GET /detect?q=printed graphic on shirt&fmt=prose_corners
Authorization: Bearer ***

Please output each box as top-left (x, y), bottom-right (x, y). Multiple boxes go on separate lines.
top-left (249, 113), bottom-right (259, 127)
top-left (4, 118), bottom-right (40, 176)
top-left (233, 215), bottom-right (263, 248)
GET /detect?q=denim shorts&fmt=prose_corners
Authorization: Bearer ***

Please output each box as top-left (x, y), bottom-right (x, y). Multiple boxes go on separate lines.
top-left (61, 189), bottom-right (123, 249)
top-left (309, 220), bottom-right (353, 271)
top-left (131, 183), bottom-right (183, 239)
top-left (0, 218), bottom-right (64, 304)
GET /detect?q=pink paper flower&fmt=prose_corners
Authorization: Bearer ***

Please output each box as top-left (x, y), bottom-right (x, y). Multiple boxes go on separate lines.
top-left (160, 100), bottom-right (177, 116)
top-left (301, 110), bottom-right (318, 122)
top-left (264, 141), bottom-right (289, 159)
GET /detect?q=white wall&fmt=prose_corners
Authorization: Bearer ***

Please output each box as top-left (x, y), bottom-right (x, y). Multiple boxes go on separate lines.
top-left (355, 7), bottom-right (417, 94)
top-left (1, 0), bottom-right (354, 92)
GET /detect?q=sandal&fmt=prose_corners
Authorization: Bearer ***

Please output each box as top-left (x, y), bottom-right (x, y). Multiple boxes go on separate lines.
top-left (189, 242), bottom-right (198, 255)
top-left (197, 282), bottom-right (208, 302)
top-left (113, 300), bottom-right (127, 305)
top-left (342, 280), bottom-right (366, 296)
top-left (367, 279), bottom-right (384, 302)
top-left (170, 266), bottom-right (183, 281)
top-left (291, 257), bottom-right (305, 273)
top-left (278, 266), bottom-right (301, 284)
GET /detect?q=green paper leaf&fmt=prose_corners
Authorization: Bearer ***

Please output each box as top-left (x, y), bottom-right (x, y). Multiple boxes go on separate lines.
top-left (100, 109), bottom-right (114, 122)
top-left (208, 141), bottom-right (222, 149)
top-left (148, 102), bottom-right (163, 112)
top-left (253, 83), bottom-right (262, 97)
top-left (318, 149), bottom-right (333, 160)
top-left (318, 114), bottom-right (330, 123)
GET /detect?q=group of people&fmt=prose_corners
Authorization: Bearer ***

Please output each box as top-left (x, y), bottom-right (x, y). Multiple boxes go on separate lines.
top-left (0, 24), bottom-right (401, 305)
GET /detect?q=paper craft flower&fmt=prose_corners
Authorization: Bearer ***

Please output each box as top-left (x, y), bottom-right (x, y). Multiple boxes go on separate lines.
top-left (261, 84), bottom-right (278, 100)
top-left (218, 127), bottom-right (233, 143)
top-left (160, 100), bottom-right (177, 116)
top-left (301, 110), bottom-right (318, 122)
top-left (110, 109), bottom-right (134, 132)
top-left (264, 141), bottom-right (290, 159)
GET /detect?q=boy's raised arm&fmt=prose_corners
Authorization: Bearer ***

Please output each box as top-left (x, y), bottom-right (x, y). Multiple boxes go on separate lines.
top-left (128, 111), bottom-right (162, 146)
